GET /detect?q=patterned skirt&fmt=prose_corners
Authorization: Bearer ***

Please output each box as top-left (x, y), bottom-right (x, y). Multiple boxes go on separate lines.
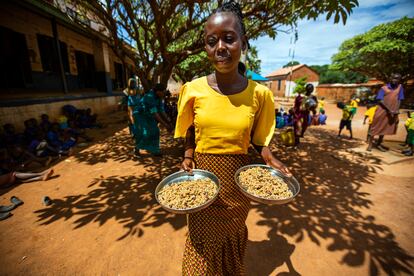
top-left (182, 153), bottom-right (251, 276)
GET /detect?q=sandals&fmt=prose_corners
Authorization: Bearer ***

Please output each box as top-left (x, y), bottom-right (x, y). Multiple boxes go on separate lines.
top-left (0, 196), bottom-right (24, 213)
top-left (0, 212), bottom-right (12, 221)
top-left (42, 196), bottom-right (52, 206)
top-left (0, 196), bottom-right (24, 221)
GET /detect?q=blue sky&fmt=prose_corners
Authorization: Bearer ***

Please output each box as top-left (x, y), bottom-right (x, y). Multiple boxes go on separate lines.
top-left (251, 0), bottom-right (414, 76)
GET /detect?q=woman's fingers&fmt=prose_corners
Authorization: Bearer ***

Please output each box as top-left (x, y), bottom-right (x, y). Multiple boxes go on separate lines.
top-left (270, 159), bottom-right (292, 177)
top-left (181, 160), bottom-right (194, 173)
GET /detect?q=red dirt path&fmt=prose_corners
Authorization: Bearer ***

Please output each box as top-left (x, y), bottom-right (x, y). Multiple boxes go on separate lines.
top-left (0, 107), bottom-right (413, 275)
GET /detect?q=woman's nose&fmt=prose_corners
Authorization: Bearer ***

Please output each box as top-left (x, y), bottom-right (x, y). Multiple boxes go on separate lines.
top-left (217, 39), bottom-right (226, 50)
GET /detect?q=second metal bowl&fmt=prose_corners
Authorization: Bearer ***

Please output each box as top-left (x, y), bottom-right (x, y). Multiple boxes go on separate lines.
top-left (234, 164), bottom-right (300, 205)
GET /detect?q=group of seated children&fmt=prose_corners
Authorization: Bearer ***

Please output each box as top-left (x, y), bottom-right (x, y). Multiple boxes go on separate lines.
top-left (309, 97), bottom-right (327, 126)
top-left (0, 105), bottom-right (98, 188)
top-left (275, 108), bottom-right (294, 129)
top-left (276, 97), bottom-right (328, 130)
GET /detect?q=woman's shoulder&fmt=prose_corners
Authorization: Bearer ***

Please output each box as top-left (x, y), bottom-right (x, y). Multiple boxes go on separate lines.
top-left (248, 80), bottom-right (273, 98)
top-left (183, 76), bottom-right (208, 89)
top-left (178, 77), bottom-right (210, 97)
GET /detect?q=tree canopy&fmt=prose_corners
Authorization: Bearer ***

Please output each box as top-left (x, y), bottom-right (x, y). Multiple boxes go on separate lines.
top-left (310, 64), bottom-right (367, 84)
top-left (72, 0), bottom-right (359, 90)
top-left (331, 16), bottom-right (414, 83)
top-left (293, 76), bottom-right (307, 95)
top-left (283, 60), bottom-right (300, 68)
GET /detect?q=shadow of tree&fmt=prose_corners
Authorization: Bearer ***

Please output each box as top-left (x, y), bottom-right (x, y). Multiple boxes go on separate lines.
top-left (246, 128), bottom-right (413, 275)
top-left (32, 120), bottom-right (413, 274)
top-left (34, 174), bottom-right (186, 240)
top-left (34, 125), bottom-right (187, 240)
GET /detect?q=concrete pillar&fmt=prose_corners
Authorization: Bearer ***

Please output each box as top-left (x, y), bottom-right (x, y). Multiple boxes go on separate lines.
top-left (93, 40), bottom-right (112, 94)
top-left (51, 18), bottom-right (68, 93)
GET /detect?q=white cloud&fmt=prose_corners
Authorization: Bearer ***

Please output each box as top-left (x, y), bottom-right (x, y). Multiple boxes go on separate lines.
top-left (251, 0), bottom-right (414, 76)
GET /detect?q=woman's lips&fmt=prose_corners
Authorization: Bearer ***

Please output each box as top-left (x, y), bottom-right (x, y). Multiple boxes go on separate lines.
top-left (215, 58), bottom-right (230, 64)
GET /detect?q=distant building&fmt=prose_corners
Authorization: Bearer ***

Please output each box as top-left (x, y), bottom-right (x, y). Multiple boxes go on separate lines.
top-left (265, 64), bottom-right (319, 97)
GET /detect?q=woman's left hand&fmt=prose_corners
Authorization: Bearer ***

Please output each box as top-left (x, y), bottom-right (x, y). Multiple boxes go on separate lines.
top-left (261, 146), bottom-right (292, 177)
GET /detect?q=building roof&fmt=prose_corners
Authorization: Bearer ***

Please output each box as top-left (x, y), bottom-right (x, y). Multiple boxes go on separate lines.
top-left (265, 64), bottom-right (304, 78)
top-left (246, 70), bottom-right (268, 81)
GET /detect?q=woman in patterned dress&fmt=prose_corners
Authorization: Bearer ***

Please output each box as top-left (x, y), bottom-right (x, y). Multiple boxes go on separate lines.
top-left (174, 2), bottom-right (292, 275)
top-left (293, 83), bottom-right (315, 146)
top-left (367, 73), bottom-right (405, 152)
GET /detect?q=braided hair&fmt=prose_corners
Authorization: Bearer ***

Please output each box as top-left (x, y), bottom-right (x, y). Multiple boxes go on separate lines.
top-left (213, 1), bottom-right (246, 37)
top-left (211, 1), bottom-right (248, 75)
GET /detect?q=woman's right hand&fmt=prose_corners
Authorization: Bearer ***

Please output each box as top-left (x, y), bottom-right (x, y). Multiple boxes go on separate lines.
top-left (181, 157), bottom-right (195, 173)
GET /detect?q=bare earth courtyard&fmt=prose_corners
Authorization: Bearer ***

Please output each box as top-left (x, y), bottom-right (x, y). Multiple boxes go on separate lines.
top-left (1, 104), bottom-right (413, 276)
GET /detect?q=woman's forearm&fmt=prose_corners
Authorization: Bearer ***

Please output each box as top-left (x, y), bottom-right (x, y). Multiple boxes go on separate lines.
top-left (184, 125), bottom-right (196, 157)
top-left (127, 107), bottom-right (134, 124)
top-left (154, 113), bottom-right (169, 128)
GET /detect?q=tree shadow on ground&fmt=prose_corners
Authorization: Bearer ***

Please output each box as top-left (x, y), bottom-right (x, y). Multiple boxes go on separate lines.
top-left (34, 125), bottom-right (187, 240)
top-left (246, 128), bottom-right (413, 275)
top-left (34, 173), bottom-right (186, 241)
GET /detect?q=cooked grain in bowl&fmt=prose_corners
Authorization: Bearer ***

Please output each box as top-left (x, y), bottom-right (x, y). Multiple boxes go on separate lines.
top-left (157, 178), bottom-right (218, 209)
top-left (238, 167), bottom-right (292, 200)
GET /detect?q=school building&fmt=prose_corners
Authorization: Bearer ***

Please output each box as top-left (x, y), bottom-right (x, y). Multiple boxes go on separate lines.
top-left (265, 64), bottom-right (320, 98)
top-left (0, 0), bottom-right (136, 129)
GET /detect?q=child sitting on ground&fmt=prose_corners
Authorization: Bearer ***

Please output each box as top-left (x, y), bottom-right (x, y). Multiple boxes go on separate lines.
top-left (40, 114), bottom-right (52, 133)
top-left (2, 124), bottom-right (25, 146)
top-left (67, 120), bottom-right (92, 142)
top-left (319, 110), bottom-right (327, 125)
top-left (311, 112), bottom-right (320, 126)
top-left (283, 111), bottom-right (293, 127)
top-left (0, 148), bottom-right (54, 189)
top-left (77, 108), bottom-right (101, 129)
top-left (28, 130), bottom-right (59, 158)
top-left (47, 123), bottom-right (76, 155)
top-left (276, 111), bottom-right (285, 129)
top-left (23, 118), bottom-right (39, 145)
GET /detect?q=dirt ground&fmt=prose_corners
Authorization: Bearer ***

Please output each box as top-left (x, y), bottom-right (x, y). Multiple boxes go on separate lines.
top-left (1, 103), bottom-right (413, 276)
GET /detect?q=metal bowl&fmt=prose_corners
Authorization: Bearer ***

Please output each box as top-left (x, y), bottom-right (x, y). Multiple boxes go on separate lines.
top-left (155, 169), bottom-right (220, 214)
top-left (234, 164), bottom-right (300, 205)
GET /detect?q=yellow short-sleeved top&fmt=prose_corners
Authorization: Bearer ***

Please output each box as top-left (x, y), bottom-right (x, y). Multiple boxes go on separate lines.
top-left (174, 77), bottom-right (275, 154)
top-left (364, 106), bottom-right (377, 124)
top-left (350, 100), bottom-right (358, 108)
top-left (318, 100), bottom-right (325, 109)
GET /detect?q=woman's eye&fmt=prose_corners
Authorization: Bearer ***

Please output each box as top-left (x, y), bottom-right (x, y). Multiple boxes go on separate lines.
top-left (207, 38), bottom-right (216, 46)
top-left (225, 36), bottom-right (234, 42)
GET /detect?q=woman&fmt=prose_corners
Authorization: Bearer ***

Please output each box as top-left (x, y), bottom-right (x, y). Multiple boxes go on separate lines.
top-left (293, 83), bottom-right (315, 145)
top-left (174, 2), bottom-right (291, 274)
top-left (367, 73), bottom-right (404, 151)
top-left (126, 78), bottom-right (142, 155)
top-left (134, 83), bottom-right (172, 156)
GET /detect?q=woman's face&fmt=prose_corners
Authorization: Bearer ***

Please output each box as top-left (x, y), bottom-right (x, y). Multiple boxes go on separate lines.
top-left (204, 13), bottom-right (246, 74)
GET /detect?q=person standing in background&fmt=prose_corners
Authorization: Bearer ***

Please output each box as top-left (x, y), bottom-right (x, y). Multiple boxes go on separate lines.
top-left (367, 73), bottom-right (404, 152)
top-left (126, 78), bottom-right (142, 156)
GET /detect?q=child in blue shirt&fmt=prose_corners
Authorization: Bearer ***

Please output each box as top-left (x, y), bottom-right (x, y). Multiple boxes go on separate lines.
top-left (319, 110), bottom-right (327, 125)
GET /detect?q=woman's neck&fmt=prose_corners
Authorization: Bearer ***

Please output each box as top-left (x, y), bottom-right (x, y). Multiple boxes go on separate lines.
top-left (208, 70), bottom-right (247, 95)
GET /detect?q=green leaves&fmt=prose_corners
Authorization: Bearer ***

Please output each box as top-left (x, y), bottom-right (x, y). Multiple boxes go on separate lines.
top-left (73, 0), bottom-right (360, 90)
top-left (293, 76), bottom-right (308, 94)
top-left (331, 16), bottom-right (414, 82)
